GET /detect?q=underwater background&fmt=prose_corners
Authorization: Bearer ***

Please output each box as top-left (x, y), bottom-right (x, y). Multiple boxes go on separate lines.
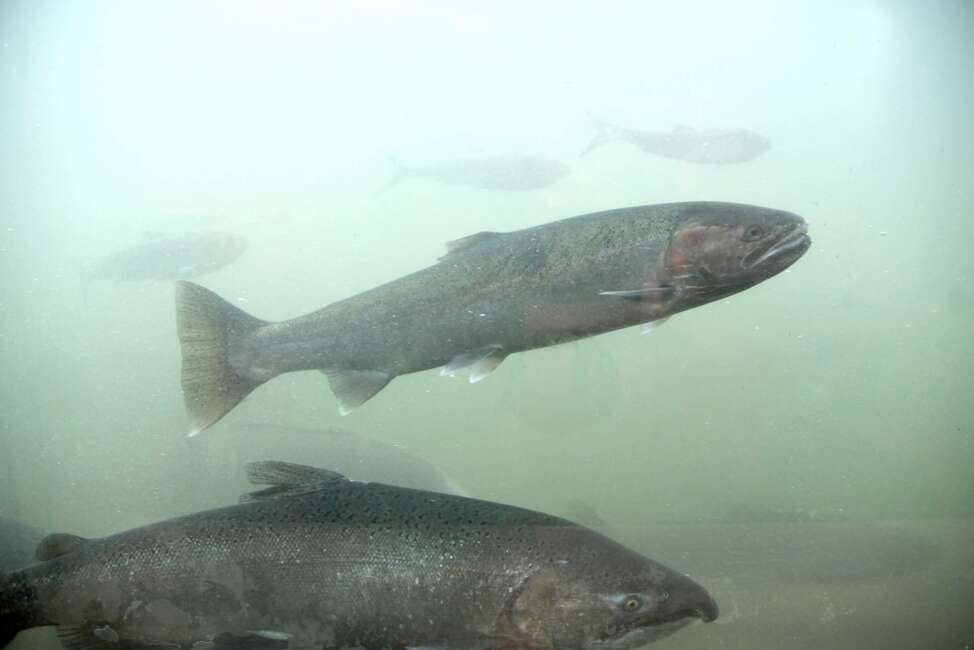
top-left (1, 1), bottom-right (972, 648)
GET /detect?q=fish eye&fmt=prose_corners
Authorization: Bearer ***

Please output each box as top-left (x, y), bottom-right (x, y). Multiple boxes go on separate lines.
top-left (742, 224), bottom-right (765, 241)
top-left (622, 596), bottom-right (642, 612)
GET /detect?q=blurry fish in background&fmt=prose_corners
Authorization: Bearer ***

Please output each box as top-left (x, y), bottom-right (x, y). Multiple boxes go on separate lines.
top-left (0, 517), bottom-right (42, 572)
top-left (0, 461), bottom-right (718, 649)
top-left (201, 421), bottom-right (467, 498)
top-left (380, 154), bottom-right (571, 191)
top-left (563, 497), bottom-right (609, 528)
top-left (582, 114), bottom-right (771, 164)
top-left (174, 202), bottom-right (810, 433)
top-left (81, 231), bottom-right (247, 286)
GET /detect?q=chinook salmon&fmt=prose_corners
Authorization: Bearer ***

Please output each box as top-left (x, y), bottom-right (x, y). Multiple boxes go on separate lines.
top-left (206, 422), bottom-right (469, 498)
top-left (175, 202), bottom-right (810, 434)
top-left (0, 462), bottom-right (718, 650)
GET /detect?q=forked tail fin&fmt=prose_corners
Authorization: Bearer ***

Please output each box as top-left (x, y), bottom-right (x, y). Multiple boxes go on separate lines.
top-left (580, 113), bottom-right (616, 156)
top-left (376, 157), bottom-right (411, 193)
top-left (175, 281), bottom-right (269, 436)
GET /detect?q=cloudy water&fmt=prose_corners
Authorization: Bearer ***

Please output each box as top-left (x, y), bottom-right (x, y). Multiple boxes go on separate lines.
top-left (1, 1), bottom-right (972, 649)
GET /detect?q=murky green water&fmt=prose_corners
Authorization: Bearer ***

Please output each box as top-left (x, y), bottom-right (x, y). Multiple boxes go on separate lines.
top-left (1, 1), bottom-right (972, 648)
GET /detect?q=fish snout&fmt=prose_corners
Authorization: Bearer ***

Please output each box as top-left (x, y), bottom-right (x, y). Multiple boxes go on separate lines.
top-left (693, 592), bottom-right (719, 623)
top-left (666, 578), bottom-right (719, 624)
top-left (741, 219), bottom-right (811, 270)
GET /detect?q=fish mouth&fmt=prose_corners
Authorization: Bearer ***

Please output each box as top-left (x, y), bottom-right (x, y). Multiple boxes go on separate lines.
top-left (741, 222), bottom-right (810, 270)
top-left (654, 595), bottom-right (719, 626)
top-left (583, 597), bottom-right (717, 650)
top-left (585, 617), bottom-right (699, 650)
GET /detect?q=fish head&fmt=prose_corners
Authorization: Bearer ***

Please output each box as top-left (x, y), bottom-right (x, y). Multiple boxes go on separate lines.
top-left (663, 202), bottom-right (810, 300)
top-left (508, 549), bottom-right (717, 649)
top-left (724, 129), bottom-right (773, 157)
top-left (209, 232), bottom-right (249, 263)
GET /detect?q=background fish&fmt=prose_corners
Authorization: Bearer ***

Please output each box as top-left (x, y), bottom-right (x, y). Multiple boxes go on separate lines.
top-left (0, 517), bottom-right (41, 572)
top-left (381, 154), bottom-right (570, 191)
top-left (0, 462), bottom-right (717, 649)
top-left (582, 115), bottom-right (771, 164)
top-left (174, 202), bottom-right (810, 433)
top-left (82, 231), bottom-right (247, 284)
top-left (200, 421), bottom-right (468, 500)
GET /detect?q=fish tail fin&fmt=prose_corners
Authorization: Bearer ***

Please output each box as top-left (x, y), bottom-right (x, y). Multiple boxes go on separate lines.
top-left (580, 113), bottom-right (615, 156)
top-left (377, 156), bottom-right (410, 193)
top-left (0, 570), bottom-right (43, 646)
top-left (175, 281), bottom-right (269, 437)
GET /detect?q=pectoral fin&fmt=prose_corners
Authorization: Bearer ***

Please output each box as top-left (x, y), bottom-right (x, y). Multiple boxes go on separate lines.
top-left (325, 369), bottom-right (394, 415)
top-left (407, 640), bottom-right (505, 650)
top-left (599, 287), bottom-right (673, 301)
top-left (58, 624), bottom-right (231, 650)
top-left (441, 345), bottom-right (507, 383)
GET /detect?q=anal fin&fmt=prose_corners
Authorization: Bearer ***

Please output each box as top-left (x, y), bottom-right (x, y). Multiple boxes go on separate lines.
top-left (599, 287), bottom-right (673, 301)
top-left (325, 369), bottom-right (393, 415)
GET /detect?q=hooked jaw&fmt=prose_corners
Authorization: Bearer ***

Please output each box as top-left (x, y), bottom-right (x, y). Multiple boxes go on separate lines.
top-left (651, 571), bottom-right (718, 626)
top-left (742, 221), bottom-right (811, 270)
top-left (583, 595), bottom-right (717, 650)
top-left (664, 584), bottom-right (718, 624)
top-left (584, 579), bottom-right (718, 650)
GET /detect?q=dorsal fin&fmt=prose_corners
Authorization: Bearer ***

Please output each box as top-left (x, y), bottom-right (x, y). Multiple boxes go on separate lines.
top-left (240, 461), bottom-right (348, 503)
top-left (440, 231), bottom-right (501, 260)
top-left (36, 533), bottom-right (87, 561)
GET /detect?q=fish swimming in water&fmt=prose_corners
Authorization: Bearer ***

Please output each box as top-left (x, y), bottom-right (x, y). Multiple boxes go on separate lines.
top-left (582, 115), bottom-right (771, 164)
top-left (0, 461), bottom-right (718, 649)
top-left (0, 517), bottom-right (41, 572)
top-left (381, 155), bottom-right (570, 191)
top-left (82, 231), bottom-right (247, 284)
top-left (204, 421), bottom-right (468, 497)
top-left (175, 201), bottom-right (810, 434)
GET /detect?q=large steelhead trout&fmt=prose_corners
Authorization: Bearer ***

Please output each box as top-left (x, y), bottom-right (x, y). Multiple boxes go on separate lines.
top-left (176, 202), bottom-right (810, 433)
top-left (0, 462), bottom-right (718, 649)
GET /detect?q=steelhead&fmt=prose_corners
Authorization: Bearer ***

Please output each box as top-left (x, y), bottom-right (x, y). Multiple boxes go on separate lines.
top-left (582, 116), bottom-right (771, 164)
top-left (175, 202), bottom-right (810, 433)
top-left (0, 462), bottom-right (718, 649)
top-left (381, 155), bottom-right (570, 192)
top-left (83, 231), bottom-right (247, 284)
